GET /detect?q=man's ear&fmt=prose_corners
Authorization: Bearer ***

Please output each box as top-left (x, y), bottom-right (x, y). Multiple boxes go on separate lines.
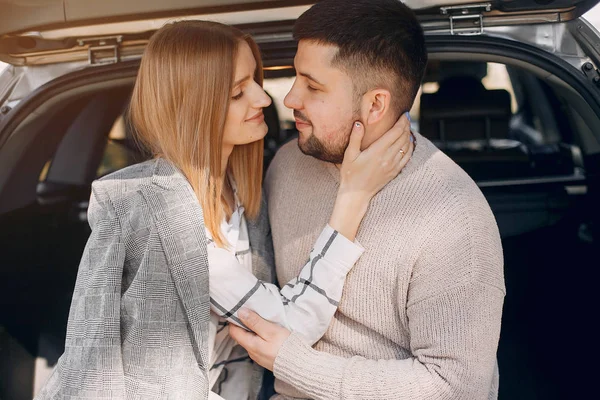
top-left (362, 88), bottom-right (392, 126)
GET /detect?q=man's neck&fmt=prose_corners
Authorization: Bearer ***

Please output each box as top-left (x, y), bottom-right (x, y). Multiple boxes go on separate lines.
top-left (360, 117), bottom-right (397, 150)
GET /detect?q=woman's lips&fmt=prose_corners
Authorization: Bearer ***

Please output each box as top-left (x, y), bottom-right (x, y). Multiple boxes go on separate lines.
top-left (246, 111), bottom-right (264, 122)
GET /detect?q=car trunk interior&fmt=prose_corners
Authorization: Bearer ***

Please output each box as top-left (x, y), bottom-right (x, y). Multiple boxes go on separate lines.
top-left (1, 29), bottom-right (599, 400)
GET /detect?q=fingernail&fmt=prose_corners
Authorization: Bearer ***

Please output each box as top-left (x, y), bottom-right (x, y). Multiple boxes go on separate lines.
top-left (410, 134), bottom-right (414, 143)
top-left (405, 112), bottom-right (412, 122)
top-left (238, 308), bottom-right (250, 319)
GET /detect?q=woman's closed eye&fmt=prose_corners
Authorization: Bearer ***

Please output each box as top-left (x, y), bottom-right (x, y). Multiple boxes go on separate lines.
top-left (232, 91), bottom-right (244, 100)
top-left (307, 85), bottom-right (318, 92)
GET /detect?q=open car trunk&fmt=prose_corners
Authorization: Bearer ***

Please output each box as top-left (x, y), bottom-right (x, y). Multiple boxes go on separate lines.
top-left (0, 1), bottom-right (599, 399)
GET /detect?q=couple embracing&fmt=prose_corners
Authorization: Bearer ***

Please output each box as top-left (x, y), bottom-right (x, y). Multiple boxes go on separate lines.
top-left (36, 1), bottom-right (504, 399)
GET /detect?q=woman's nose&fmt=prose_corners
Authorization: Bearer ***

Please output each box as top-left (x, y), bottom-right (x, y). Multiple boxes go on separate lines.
top-left (255, 86), bottom-right (272, 108)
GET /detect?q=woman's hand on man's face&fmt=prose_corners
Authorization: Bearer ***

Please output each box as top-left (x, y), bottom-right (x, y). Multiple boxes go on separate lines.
top-left (339, 112), bottom-right (414, 201)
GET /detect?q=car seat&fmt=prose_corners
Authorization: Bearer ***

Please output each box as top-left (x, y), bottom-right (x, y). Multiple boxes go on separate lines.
top-left (420, 61), bottom-right (531, 181)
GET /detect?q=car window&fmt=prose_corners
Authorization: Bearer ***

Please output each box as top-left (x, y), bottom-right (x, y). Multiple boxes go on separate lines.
top-left (263, 63), bottom-right (518, 137)
top-left (415, 60), bottom-right (583, 181)
top-left (96, 115), bottom-right (146, 178)
top-left (39, 160), bottom-right (51, 181)
top-left (38, 118), bottom-right (132, 183)
top-left (411, 61), bottom-right (517, 125)
top-left (264, 60), bottom-right (583, 183)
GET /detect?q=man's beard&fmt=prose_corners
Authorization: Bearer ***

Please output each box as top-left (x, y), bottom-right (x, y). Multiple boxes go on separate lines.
top-left (294, 110), bottom-right (355, 164)
top-left (299, 132), bottom-right (350, 164)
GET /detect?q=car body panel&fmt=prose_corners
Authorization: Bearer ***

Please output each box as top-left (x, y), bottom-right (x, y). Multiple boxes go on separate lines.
top-left (0, 0), bottom-right (311, 36)
top-left (0, 1), bottom-right (598, 65)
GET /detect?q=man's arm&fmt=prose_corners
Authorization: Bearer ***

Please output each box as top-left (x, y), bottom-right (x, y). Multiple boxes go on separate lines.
top-left (231, 202), bottom-right (505, 399)
top-left (232, 282), bottom-right (503, 399)
top-left (281, 282), bottom-right (504, 399)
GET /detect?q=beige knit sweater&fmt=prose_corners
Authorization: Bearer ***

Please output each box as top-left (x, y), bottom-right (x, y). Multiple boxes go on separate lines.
top-left (264, 132), bottom-right (505, 400)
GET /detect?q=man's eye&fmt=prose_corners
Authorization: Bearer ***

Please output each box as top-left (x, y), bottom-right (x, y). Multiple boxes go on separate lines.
top-left (232, 91), bottom-right (244, 100)
top-left (307, 85), bottom-right (318, 92)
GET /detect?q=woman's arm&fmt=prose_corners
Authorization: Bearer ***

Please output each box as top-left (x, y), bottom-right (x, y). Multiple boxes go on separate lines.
top-left (210, 115), bottom-right (413, 344)
top-left (208, 223), bottom-right (362, 344)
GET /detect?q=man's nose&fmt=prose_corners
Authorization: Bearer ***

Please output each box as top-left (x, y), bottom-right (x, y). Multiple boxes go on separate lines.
top-left (284, 86), bottom-right (301, 110)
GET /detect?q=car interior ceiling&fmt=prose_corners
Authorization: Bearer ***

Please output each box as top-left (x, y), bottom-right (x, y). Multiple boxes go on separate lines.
top-left (0, 52), bottom-right (598, 399)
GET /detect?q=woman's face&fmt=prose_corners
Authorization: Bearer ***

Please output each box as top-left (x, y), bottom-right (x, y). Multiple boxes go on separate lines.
top-left (222, 41), bottom-right (271, 150)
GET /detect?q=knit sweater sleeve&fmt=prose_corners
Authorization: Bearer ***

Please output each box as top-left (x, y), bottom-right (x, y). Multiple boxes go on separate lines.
top-left (273, 197), bottom-right (505, 400)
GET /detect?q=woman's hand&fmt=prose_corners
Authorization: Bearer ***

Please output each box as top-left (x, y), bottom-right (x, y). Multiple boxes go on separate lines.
top-left (329, 113), bottom-right (414, 241)
top-left (340, 112), bottom-right (413, 199)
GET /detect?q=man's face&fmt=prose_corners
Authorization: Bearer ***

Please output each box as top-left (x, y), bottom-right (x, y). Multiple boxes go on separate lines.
top-left (284, 40), bottom-right (359, 163)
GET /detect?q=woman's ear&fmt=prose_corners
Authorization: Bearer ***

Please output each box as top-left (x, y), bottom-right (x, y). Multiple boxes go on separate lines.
top-left (363, 89), bottom-right (392, 126)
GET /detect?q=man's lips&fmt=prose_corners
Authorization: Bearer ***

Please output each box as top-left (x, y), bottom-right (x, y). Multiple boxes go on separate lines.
top-left (295, 119), bottom-right (311, 129)
top-left (246, 111), bottom-right (264, 122)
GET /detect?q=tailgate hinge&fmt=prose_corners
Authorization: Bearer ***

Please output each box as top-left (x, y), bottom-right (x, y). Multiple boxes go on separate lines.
top-left (440, 3), bottom-right (492, 36)
top-left (77, 36), bottom-right (123, 66)
top-left (582, 62), bottom-right (600, 88)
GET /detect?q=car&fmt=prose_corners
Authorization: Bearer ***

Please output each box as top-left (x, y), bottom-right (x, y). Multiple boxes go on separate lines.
top-left (0, 1), bottom-right (598, 399)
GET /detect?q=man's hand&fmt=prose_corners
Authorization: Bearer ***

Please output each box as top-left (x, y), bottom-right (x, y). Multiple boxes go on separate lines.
top-left (229, 308), bottom-right (291, 371)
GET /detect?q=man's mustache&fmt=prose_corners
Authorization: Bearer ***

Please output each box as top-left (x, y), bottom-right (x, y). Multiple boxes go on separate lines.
top-left (293, 110), bottom-right (311, 124)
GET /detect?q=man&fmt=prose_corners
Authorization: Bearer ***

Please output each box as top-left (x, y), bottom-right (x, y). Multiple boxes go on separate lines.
top-left (230, 1), bottom-right (505, 399)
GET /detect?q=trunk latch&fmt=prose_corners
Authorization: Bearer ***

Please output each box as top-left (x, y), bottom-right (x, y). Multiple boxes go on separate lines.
top-left (77, 36), bottom-right (123, 66)
top-left (440, 3), bottom-right (492, 36)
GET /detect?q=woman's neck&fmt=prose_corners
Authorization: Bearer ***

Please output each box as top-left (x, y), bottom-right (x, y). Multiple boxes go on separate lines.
top-left (221, 144), bottom-right (234, 176)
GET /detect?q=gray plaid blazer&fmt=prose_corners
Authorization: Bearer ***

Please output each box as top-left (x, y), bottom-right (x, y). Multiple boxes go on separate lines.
top-left (35, 158), bottom-right (275, 399)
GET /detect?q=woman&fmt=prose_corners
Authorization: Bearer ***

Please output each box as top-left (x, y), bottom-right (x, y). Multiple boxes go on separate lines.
top-left (35, 21), bottom-right (413, 400)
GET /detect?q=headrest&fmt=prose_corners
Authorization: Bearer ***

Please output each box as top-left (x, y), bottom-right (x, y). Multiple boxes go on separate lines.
top-left (420, 74), bottom-right (511, 143)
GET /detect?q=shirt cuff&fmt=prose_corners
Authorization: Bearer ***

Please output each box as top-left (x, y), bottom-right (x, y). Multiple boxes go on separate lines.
top-left (312, 224), bottom-right (365, 273)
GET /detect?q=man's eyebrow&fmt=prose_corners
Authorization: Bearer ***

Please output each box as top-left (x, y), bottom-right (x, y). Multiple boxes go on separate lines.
top-left (299, 72), bottom-right (324, 86)
top-left (234, 75), bottom-right (252, 87)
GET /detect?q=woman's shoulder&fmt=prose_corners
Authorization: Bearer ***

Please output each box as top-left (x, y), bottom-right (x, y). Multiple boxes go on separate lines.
top-left (90, 160), bottom-right (161, 219)
top-left (97, 159), bottom-right (157, 185)
top-left (93, 159), bottom-right (153, 195)
top-left (90, 158), bottom-right (197, 221)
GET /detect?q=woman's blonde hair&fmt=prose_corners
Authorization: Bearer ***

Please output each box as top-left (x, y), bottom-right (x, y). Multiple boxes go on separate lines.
top-left (129, 20), bottom-right (264, 247)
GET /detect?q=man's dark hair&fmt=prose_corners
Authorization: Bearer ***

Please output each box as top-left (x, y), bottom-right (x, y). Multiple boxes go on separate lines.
top-left (294, 0), bottom-right (427, 115)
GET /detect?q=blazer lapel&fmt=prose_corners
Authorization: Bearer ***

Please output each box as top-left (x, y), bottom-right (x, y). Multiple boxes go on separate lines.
top-left (247, 196), bottom-right (275, 284)
top-left (139, 159), bottom-right (211, 371)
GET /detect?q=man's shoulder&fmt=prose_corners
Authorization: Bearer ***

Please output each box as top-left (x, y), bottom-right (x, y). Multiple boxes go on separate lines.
top-left (392, 135), bottom-right (493, 222)
top-left (411, 135), bottom-right (483, 197)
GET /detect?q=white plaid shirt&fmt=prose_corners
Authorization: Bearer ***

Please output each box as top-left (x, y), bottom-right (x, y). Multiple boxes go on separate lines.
top-left (206, 182), bottom-right (364, 399)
